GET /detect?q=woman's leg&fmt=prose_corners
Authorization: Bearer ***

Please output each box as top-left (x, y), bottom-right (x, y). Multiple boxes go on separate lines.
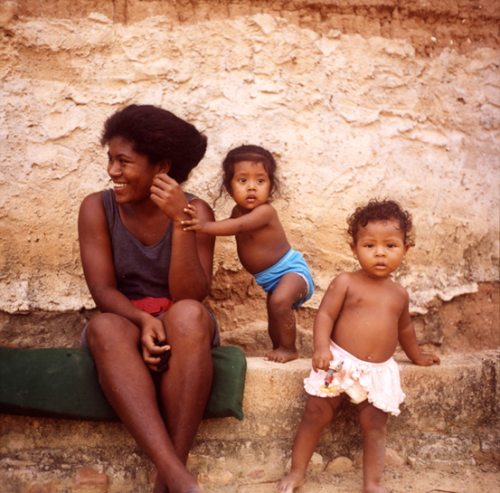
top-left (276, 394), bottom-right (344, 493)
top-left (357, 401), bottom-right (389, 493)
top-left (86, 301), bottom-right (213, 493)
top-left (157, 300), bottom-right (215, 464)
top-left (265, 273), bottom-right (308, 363)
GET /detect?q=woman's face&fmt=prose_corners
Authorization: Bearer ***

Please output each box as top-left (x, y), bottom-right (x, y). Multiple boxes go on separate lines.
top-left (107, 136), bottom-right (161, 204)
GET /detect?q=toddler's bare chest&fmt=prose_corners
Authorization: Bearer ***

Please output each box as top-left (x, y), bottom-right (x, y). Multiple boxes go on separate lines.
top-left (343, 291), bottom-right (404, 317)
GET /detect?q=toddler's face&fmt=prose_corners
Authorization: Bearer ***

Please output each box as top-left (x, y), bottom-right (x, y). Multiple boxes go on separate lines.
top-left (230, 160), bottom-right (271, 213)
top-left (350, 220), bottom-right (409, 279)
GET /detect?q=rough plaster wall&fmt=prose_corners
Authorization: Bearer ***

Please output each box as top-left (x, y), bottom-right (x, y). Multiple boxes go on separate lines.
top-left (0, 2), bottom-right (498, 324)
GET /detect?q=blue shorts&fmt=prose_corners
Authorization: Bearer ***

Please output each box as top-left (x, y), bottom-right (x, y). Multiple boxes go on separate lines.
top-left (254, 249), bottom-right (314, 308)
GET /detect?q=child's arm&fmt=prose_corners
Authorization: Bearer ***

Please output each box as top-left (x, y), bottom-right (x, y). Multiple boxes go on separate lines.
top-left (312, 274), bottom-right (349, 373)
top-left (182, 203), bottom-right (275, 236)
top-left (398, 289), bottom-right (440, 366)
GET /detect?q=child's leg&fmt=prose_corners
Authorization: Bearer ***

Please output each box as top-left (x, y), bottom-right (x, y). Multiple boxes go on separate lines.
top-left (265, 272), bottom-right (308, 363)
top-left (277, 394), bottom-right (344, 493)
top-left (357, 401), bottom-right (389, 493)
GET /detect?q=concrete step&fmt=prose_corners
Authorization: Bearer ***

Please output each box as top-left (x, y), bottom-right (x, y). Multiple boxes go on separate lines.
top-left (1, 351), bottom-right (498, 493)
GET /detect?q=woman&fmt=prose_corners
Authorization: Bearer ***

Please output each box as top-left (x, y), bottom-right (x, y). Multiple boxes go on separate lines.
top-left (78, 105), bottom-right (217, 493)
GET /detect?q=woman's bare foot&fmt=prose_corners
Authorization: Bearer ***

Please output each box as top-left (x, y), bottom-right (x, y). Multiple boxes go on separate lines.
top-left (154, 467), bottom-right (204, 493)
top-left (152, 472), bottom-right (168, 493)
top-left (276, 470), bottom-right (305, 493)
top-left (265, 347), bottom-right (298, 363)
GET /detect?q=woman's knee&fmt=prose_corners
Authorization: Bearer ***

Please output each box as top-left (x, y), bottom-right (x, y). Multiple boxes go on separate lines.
top-left (163, 300), bottom-right (212, 343)
top-left (85, 313), bottom-right (138, 352)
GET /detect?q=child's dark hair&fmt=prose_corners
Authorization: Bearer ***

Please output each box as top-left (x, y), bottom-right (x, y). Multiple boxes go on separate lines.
top-left (347, 199), bottom-right (415, 246)
top-left (220, 144), bottom-right (279, 198)
top-left (101, 104), bottom-right (207, 184)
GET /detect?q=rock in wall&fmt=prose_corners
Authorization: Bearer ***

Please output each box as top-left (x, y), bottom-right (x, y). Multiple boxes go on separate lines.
top-left (0, 1), bottom-right (498, 348)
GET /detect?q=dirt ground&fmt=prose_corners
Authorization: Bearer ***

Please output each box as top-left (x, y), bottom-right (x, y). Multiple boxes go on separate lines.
top-left (209, 465), bottom-right (500, 493)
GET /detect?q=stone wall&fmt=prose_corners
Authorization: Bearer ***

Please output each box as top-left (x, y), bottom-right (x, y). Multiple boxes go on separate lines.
top-left (0, 0), bottom-right (498, 350)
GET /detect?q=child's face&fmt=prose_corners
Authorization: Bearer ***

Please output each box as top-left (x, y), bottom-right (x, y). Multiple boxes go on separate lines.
top-left (350, 219), bottom-right (410, 279)
top-left (230, 160), bottom-right (271, 212)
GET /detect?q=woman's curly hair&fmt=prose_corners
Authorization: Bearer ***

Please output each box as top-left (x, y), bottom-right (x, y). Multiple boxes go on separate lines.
top-left (101, 104), bottom-right (207, 184)
top-left (347, 199), bottom-right (415, 246)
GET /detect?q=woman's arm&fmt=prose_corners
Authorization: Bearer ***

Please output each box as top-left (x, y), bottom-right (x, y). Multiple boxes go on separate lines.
top-left (78, 193), bottom-right (169, 369)
top-left (182, 203), bottom-right (275, 236)
top-left (150, 174), bottom-right (216, 302)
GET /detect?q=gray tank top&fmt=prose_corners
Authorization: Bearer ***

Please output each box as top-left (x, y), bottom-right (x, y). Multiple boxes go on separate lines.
top-left (101, 189), bottom-right (196, 301)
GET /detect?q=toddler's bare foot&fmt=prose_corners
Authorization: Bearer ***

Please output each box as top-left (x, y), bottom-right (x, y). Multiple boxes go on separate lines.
top-left (265, 347), bottom-right (298, 363)
top-left (276, 471), bottom-right (305, 493)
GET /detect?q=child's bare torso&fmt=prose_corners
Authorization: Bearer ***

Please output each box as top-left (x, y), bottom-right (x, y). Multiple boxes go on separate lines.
top-left (332, 271), bottom-right (407, 363)
top-left (232, 205), bottom-right (291, 275)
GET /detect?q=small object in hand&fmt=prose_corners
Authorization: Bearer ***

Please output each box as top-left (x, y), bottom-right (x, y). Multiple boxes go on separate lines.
top-left (320, 359), bottom-right (344, 394)
top-left (155, 340), bottom-right (171, 372)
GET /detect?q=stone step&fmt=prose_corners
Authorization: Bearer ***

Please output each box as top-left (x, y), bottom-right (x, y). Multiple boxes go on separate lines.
top-left (1, 351), bottom-right (498, 493)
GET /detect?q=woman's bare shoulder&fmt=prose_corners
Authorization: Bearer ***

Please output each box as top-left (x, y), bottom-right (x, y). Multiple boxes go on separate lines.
top-left (80, 191), bottom-right (104, 210)
top-left (78, 192), bottom-right (106, 229)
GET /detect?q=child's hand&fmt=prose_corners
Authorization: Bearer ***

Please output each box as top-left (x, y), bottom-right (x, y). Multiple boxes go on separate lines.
top-left (312, 348), bottom-right (334, 373)
top-left (413, 353), bottom-right (441, 366)
top-left (182, 204), bottom-right (204, 232)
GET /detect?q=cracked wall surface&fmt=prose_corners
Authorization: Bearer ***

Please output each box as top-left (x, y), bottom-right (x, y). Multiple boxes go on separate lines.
top-left (0, 1), bottom-right (498, 343)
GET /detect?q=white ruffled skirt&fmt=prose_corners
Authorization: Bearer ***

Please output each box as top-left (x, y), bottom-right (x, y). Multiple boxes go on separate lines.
top-left (304, 341), bottom-right (405, 416)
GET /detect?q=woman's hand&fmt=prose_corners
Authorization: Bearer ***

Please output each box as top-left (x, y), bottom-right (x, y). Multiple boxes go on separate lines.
top-left (150, 173), bottom-right (189, 222)
top-left (140, 315), bottom-right (171, 372)
top-left (312, 347), bottom-right (333, 373)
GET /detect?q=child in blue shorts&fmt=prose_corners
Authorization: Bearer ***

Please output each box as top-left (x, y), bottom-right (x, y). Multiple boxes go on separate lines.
top-left (183, 145), bottom-right (314, 363)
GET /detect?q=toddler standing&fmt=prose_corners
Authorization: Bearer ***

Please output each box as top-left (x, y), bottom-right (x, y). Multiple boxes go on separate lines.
top-left (182, 145), bottom-right (314, 363)
top-left (277, 199), bottom-right (440, 493)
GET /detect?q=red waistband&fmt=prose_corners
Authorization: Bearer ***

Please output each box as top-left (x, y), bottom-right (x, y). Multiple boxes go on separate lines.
top-left (130, 297), bottom-right (174, 316)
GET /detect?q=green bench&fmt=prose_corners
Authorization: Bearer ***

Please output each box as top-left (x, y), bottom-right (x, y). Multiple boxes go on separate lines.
top-left (0, 346), bottom-right (246, 421)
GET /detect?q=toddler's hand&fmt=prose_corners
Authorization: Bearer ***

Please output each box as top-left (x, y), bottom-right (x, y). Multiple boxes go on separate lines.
top-left (413, 353), bottom-right (440, 366)
top-left (182, 204), bottom-right (204, 232)
top-left (312, 348), bottom-right (333, 373)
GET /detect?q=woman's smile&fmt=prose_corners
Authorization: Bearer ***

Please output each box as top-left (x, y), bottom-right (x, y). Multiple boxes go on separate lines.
top-left (107, 136), bottom-right (160, 204)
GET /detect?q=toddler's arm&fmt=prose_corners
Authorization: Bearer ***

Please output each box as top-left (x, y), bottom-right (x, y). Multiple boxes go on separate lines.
top-left (182, 203), bottom-right (275, 236)
top-left (312, 274), bottom-right (349, 372)
top-left (398, 289), bottom-right (440, 366)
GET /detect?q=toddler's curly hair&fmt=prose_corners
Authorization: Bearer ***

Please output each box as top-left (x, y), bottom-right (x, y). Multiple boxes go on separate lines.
top-left (347, 199), bottom-right (415, 246)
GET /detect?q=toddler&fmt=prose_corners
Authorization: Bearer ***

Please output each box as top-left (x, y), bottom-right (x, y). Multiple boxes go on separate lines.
top-left (276, 199), bottom-right (440, 493)
top-left (182, 145), bottom-right (314, 363)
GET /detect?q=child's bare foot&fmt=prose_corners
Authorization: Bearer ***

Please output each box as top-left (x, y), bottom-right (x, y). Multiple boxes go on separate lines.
top-left (265, 347), bottom-right (298, 363)
top-left (276, 471), bottom-right (305, 493)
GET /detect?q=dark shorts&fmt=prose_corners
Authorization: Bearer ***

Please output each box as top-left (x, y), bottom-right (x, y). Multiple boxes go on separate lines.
top-left (80, 310), bottom-right (221, 352)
